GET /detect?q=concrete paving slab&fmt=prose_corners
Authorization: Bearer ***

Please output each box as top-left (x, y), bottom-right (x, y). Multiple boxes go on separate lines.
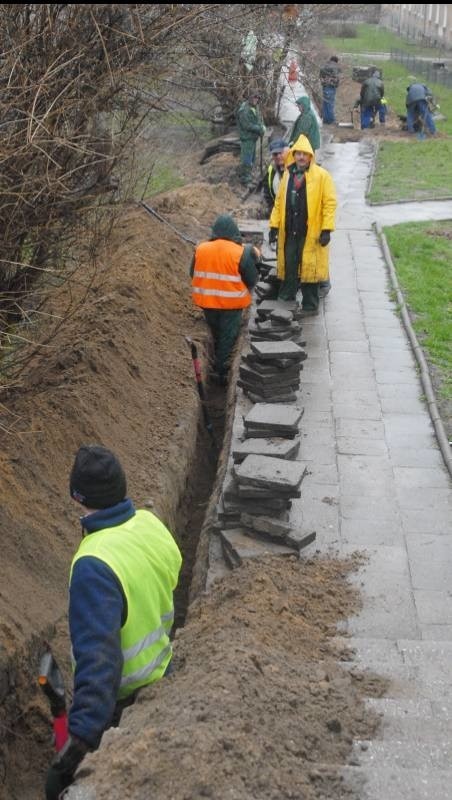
top-left (375, 369), bottom-right (421, 386)
top-left (336, 437), bottom-right (388, 457)
top-left (343, 764), bottom-right (452, 800)
top-left (335, 419), bottom-right (385, 440)
top-left (350, 738), bottom-right (452, 771)
top-left (394, 466), bottom-right (450, 490)
top-left (341, 545), bottom-right (419, 639)
top-left (340, 494), bottom-right (401, 522)
top-left (329, 339), bottom-right (370, 353)
top-left (414, 591), bottom-right (452, 626)
top-left (341, 518), bottom-right (404, 548)
top-left (220, 529), bottom-right (296, 564)
top-left (338, 454), bottom-right (394, 497)
top-left (401, 507), bottom-right (452, 535)
top-left (333, 403), bottom-right (382, 421)
top-left (380, 396), bottom-right (428, 415)
top-left (232, 437), bottom-right (300, 463)
top-left (365, 696), bottom-right (434, 719)
top-left (234, 454), bottom-right (307, 492)
top-left (420, 625), bottom-right (452, 641)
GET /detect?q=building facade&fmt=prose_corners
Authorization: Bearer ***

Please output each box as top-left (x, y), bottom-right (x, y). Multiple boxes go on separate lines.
top-left (380, 4), bottom-right (452, 49)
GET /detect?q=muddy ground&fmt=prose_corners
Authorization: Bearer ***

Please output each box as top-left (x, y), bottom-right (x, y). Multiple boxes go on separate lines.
top-left (0, 61), bottom-right (446, 800)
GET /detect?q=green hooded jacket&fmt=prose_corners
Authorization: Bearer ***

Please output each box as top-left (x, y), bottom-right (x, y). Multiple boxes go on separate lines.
top-left (289, 96), bottom-right (321, 151)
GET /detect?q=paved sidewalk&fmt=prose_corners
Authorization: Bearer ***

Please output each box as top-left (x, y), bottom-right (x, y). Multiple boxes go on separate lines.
top-left (212, 102), bottom-right (452, 794)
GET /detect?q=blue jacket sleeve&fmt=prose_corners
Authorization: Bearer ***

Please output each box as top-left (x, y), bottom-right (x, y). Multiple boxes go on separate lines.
top-left (68, 556), bottom-right (125, 748)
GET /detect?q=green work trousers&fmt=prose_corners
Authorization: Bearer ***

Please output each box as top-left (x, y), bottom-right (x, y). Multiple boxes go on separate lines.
top-left (279, 235), bottom-right (305, 301)
top-left (238, 139), bottom-right (257, 185)
top-left (203, 308), bottom-right (243, 377)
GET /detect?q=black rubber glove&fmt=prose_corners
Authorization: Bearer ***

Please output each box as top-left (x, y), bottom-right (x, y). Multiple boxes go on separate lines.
top-left (45, 736), bottom-right (88, 800)
top-left (319, 230), bottom-right (331, 247)
top-left (268, 227), bottom-right (278, 245)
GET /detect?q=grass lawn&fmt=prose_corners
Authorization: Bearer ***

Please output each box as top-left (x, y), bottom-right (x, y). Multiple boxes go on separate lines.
top-left (369, 140), bottom-right (452, 203)
top-left (383, 220), bottom-right (452, 406)
top-left (334, 44), bottom-right (452, 203)
top-left (325, 23), bottom-right (446, 57)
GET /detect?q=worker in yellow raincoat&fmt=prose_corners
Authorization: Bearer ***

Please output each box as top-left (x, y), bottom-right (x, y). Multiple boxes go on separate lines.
top-left (268, 134), bottom-right (337, 315)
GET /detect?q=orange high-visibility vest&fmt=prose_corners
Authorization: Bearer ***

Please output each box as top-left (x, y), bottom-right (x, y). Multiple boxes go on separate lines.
top-left (191, 239), bottom-right (251, 310)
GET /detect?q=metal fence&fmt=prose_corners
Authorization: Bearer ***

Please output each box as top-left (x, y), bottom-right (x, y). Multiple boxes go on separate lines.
top-left (391, 49), bottom-right (452, 90)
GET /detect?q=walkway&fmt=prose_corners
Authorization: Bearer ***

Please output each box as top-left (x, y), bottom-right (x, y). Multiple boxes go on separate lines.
top-left (211, 87), bottom-right (452, 797)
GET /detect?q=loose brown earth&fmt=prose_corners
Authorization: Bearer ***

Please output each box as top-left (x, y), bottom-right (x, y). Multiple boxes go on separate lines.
top-left (0, 68), bottom-right (444, 799)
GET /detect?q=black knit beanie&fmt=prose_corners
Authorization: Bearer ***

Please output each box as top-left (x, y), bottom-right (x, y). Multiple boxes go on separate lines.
top-left (69, 445), bottom-right (127, 509)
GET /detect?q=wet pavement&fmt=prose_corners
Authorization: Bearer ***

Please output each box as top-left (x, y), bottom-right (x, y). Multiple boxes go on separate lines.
top-left (211, 78), bottom-right (452, 798)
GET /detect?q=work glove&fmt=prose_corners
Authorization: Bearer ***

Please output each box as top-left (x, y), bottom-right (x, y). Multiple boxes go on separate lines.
top-left (45, 736), bottom-right (88, 800)
top-left (260, 124), bottom-right (266, 136)
top-left (319, 230), bottom-right (331, 247)
top-left (268, 227), bottom-right (278, 245)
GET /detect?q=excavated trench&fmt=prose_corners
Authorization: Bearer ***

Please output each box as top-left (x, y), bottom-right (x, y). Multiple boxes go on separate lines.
top-left (0, 364), bottom-right (230, 800)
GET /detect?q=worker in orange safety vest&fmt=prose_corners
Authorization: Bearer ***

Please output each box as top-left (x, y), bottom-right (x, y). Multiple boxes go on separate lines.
top-left (190, 214), bottom-right (260, 385)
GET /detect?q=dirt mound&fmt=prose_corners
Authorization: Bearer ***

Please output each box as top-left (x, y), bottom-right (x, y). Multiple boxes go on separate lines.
top-left (74, 554), bottom-right (385, 800)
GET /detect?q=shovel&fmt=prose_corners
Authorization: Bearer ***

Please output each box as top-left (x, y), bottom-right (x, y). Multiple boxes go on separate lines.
top-left (185, 337), bottom-right (217, 449)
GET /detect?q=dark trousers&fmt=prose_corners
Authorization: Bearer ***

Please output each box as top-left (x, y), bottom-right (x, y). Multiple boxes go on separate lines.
top-left (279, 235), bottom-right (305, 301)
top-left (238, 139), bottom-right (257, 185)
top-left (203, 308), bottom-right (243, 377)
top-left (322, 85), bottom-right (337, 124)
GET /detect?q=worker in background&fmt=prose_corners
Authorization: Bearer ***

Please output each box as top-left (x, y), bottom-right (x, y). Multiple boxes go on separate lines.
top-left (319, 55), bottom-right (340, 124)
top-left (354, 70), bottom-right (386, 129)
top-left (268, 134), bottom-right (337, 314)
top-left (263, 138), bottom-right (290, 212)
top-left (289, 96), bottom-right (320, 151)
top-left (190, 214), bottom-right (259, 385)
top-left (45, 445), bottom-right (182, 799)
top-left (236, 91), bottom-right (266, 186)
top-left (405, 82), bottom-right (436, 135)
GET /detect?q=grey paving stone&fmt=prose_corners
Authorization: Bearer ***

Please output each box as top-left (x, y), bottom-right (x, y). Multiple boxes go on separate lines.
top-left (341, 518), bottom-right (404, 548)
top-left (334, 636), bottom-right (404, 667)
top-left (340, 494), bottom-right (401, 522)
top-left (375, 369), bottom-right (420, 386)
top-left (336, 437), bottom-right (388, 456)
top-left (240, 512), bottom-right (292, 538)
top-left (380, 396), bottom-right (428, 415)
top-left (340, 544), bottom-right (419, 639)
top-left (232, 438), bottom-right (300, 463)
top-left (329, 339), bottom-right (369, 353)
top-left (350, 738), bottom-right (452, 770)
top-left (234, 454), bottom-right (307, 492)
top-left (338, 454), bottom-right (394, 497)
top-left (291, 494), bottom-right (340, 547)
top-left (394, 466), bottom-right (451, 490)
top-left (388, 447), bottom-right (443, 468)
top-left (414, 591), bottom-right (452, 626)
top-left (401, 507), bottom-right (452, 535)
top-left (420, 625), bottom-right (452, 641)
top-left (220, 529), bottom-right (295, 565)
top-left (298, 441), bottom-right (336, 465)
top-left (336, 418), bottom-right (385, 439)
top-left (365, 696), bottom-right (434, 719)
top-left (342, 764), bottom-right (452, 800)
top-left (243, 403), bottom-right (303, 435)
top-left (369, 335), bottom-right (411, 350)
top-left (302, 463), bottom-right (338, 485)
top-left (250, 340), bottom-right (305, 360)
top-left (396, 487), bottom-right (452, 511)
top-left (333, 402), bottom-right (382, 421)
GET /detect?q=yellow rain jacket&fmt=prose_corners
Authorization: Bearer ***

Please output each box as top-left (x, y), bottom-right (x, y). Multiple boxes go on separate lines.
top-left (269, 135), bottom-right (337, 283)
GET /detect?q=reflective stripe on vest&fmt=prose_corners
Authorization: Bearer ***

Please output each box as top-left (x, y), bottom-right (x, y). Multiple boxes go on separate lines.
top-left (71, 509), bottom-right (182, 700)
top-left (191, 238), bottom-right (251, 310)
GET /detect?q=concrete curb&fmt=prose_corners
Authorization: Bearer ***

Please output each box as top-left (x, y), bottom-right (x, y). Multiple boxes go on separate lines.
top-left (376, 222), bottom-right (452, 477)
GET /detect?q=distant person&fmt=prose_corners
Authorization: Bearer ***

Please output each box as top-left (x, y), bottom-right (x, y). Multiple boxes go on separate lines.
top-left (268, 134), bottom-right (337, 314)
top-left (190, 215), bottom-right (259, 384)
top-left (236, 91), bottom-right (266, 186)
top-left (405, 82), bottom-right (436, 135)
top-left (45, 445), bottom-right (182, 800)
top-left (263, 138), bottom-right (290, 212)
top-left (355, 70), bottom-right (386, 129)
top-left (319, 55), bottom-right (340, 124)
top-left (289, 96), bottom-right (321, 151)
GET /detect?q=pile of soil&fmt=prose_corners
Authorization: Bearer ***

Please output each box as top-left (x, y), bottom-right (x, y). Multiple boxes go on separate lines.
top-left (74, 555), bottom-right (386, 800)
